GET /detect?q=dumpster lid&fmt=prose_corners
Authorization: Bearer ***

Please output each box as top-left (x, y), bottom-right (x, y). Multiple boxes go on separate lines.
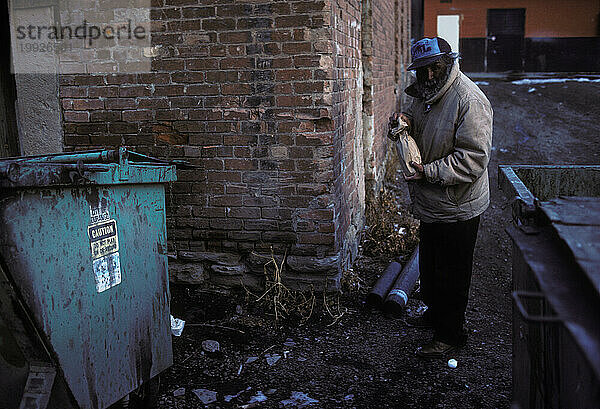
top-left (0, 148), bottom-right (194, 169)
top-left (539, 196), bottom-right (600, 296)
top-left (0, 148), bottom-right (188, 188)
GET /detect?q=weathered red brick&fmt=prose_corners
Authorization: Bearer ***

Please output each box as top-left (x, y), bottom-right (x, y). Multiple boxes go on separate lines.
top-left (244, 219), bottom-right (278, 231)
top-left (186, 58), bottom-right (219, 70)
top-left (109, 122), bottom-right (139, 134)
top-left (90, 110), bottom-right (122, 122)
top-left (186, 84), bottom-right (219, 95)
top-left (237, 18), bottom-right (274, 30)
top-left (219, 31), bottom-right (252, 44)
top-left (105, 98), bottom-right (137, 110)
top-left (156, 110), bottom-right (187, 121)
top-left (205, 96), bottom-right (241, 108)
top-left (298, 233), bottom-right (334, 245)
top-left (202, 18), bottom-right (236, 31)
top-left (122, 110), bottom-right (153, 121)
top-left (189, 109), bottom-right (223, 120)
top-left (220, 57), bottom-right (255, 70)
top-left (262, 231), bottom-right (297, 243)
top-left (152, 59), bottom-right (185, 71)
top-left (224, 159), bottom-right (258, 170)
top-left (75, 123), bottom-right (107, 134)
top-left (275, 69), bottom-right (312, 81)
top-left (119, 86), bottom-right (152, 97)
top-left (105, 74), bottom-right (136, 85)
top-left (209, 195), bottom-right (243, 207)
top-left (138, 73), bottom-right (171, 84)
top-left (88, 86), bottom-right (119, 98)
top-left (275, 15), bottom-right (311, 28)
top-left (72, 99), bottom-right (104, 110)
top-left (221, 83), bottom-right (253, 95)
top-left (216, 4), bottom-right (252, 17)
top-left (228, 231), bottom-right (261, 241)
top-left (292, 1), bottom-right (327, 13)
top-left (171, 71), bottom-right (205, 83)
top-left (63, 111), bottom-right (89, 122)
top-left (138, 98), bottom-right (169, 109)
top-left (228, 207), bottom-right (261, 219)
top-left (171, 96), bottom-right (202, 108)
top-left (182, 7), bottom-right (215, 18)
top-left (282, 42), bottom-right (312, 54)
top-left (60, 86), bottom-right (87, 98)
top-left (205, 171), bottom-right (241, 183)
top-left (276, 95), bottom-right (312, 107)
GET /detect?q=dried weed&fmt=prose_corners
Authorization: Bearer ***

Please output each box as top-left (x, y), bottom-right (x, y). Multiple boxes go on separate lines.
top-left (243, 248), bottom-right (353, 326)
top-left (244, 248), bottom-right (316, 325)
top-left (362, 187), bottom-right (419, 257)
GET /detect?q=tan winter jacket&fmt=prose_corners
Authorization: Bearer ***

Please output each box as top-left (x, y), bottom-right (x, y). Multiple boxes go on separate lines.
top-left (402, 61), bottom-right (493, 223)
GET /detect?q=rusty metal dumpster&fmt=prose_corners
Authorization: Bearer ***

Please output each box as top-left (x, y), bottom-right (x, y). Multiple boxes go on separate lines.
top-left (0, 148), bottom-right (176, 409)
top-left (499, 164), bottom-right (600, 409)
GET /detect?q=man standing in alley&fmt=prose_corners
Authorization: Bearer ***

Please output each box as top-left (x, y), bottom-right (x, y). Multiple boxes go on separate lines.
top-left (390, 37), bottom-right (493, 358)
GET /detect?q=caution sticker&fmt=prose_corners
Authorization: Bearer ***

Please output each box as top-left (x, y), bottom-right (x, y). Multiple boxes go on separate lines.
top-left (88, 219), bottom-right (119, 259)
top-left (88, 204), bottom-right (121, 293)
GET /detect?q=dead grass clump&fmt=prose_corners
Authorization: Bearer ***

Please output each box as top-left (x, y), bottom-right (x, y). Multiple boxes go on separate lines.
top-left (340, 266), bottom-right (365, 294)
top-left (243, 248), bottom-right (350, 326)
top-left (244, 249), bottom-right (316, 325)
top-left (362, 188), bottom-right (419, 257)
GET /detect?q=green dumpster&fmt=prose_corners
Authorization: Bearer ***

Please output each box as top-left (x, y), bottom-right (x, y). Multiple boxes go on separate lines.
top-left (0, 148), bottom-right (177, 409)
top-left (499, 164), bottom-right (600, 409)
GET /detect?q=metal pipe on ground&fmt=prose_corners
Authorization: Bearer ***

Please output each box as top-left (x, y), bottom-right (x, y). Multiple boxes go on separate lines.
top-left (365, 259), bottom-right (403, 308)
top-left (383, 246), bottom-right (420, 316)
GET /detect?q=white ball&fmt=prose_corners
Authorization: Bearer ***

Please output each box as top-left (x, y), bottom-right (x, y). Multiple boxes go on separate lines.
top-left (448, 359), bottom-right (458, 369)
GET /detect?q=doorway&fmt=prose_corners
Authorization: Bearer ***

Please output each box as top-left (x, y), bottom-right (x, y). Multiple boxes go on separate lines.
top-left (437, 15), bottom-right (460, 54)
top-left (486, 8), bottom-right (525, 72)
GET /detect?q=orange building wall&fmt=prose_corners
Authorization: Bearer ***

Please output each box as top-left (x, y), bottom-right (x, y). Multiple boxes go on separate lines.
top-left (424, 0), bottom-right (600, 38)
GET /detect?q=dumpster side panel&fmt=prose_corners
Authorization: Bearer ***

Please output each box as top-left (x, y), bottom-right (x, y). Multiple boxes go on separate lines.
top-left (511, 242), bottom-right (534, 409)
top-left (512, 242), bottom-right (562, 409)
top-left (509, 225), bottom-right (600, 409)
top-left (558, 324), bottom-right (600, 409)
top-left (0, 184), bottom-right (172, 409)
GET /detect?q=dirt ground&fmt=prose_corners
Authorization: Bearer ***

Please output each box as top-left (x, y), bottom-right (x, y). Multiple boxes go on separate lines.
top-left (156, 78), bottom-right (600, 408)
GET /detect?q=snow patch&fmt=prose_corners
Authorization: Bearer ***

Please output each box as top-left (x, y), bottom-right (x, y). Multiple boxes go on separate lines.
top-left (512, 78), bottom-right (600, 85)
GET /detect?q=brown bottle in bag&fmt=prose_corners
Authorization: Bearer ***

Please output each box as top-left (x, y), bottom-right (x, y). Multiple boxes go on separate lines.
top-left (389, 118), bottom-right (422, 177)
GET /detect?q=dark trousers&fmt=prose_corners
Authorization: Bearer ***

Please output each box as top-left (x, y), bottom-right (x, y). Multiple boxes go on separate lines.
top-left (418, 216), bottom-right (480, 346)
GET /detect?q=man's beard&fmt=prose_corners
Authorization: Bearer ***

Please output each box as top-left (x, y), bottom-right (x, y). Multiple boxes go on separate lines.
top-left (416, 60), bottom-right (453, 100)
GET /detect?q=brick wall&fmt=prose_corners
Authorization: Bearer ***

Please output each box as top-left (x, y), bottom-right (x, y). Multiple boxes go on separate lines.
top-left (398, 0), bottom-right (412, 109)
top-left (370, 0), bottom-right (396, 190)
top-left (362, 0), bottom-right (412, 197)
top-left (328, 0), bottom-right (365, 270)
top-left (59, 0), bottom-right (411, 290)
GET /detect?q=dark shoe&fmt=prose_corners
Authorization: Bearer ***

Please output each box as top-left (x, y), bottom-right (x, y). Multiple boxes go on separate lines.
top-left (405, 312), bottom-right (433, 328)
top-left (415, 340), bottom-right (457, 358)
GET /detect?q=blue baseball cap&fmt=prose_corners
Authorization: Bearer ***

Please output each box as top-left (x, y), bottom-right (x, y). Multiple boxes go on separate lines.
top-left (407, 37), bottom-right (454, 70)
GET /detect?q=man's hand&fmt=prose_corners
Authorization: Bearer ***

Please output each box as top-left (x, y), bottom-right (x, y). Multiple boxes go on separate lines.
top-left (404, 161), bottom-right (424, 181)
top-left (399, 113), bottom-right (411, 130)
top-left (389, 113), bottom-right (412, 128)
top-left (388, 113), bottom-right (412, 141)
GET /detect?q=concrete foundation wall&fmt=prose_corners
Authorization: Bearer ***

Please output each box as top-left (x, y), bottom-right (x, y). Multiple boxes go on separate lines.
top-left (15, 74), bottom-right (63, 156)
top-left (8, 4), bottom-right (63, 156)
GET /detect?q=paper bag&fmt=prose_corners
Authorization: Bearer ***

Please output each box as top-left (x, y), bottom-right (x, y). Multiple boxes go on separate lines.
top-left (389, 119), bottom-right (422, 177)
